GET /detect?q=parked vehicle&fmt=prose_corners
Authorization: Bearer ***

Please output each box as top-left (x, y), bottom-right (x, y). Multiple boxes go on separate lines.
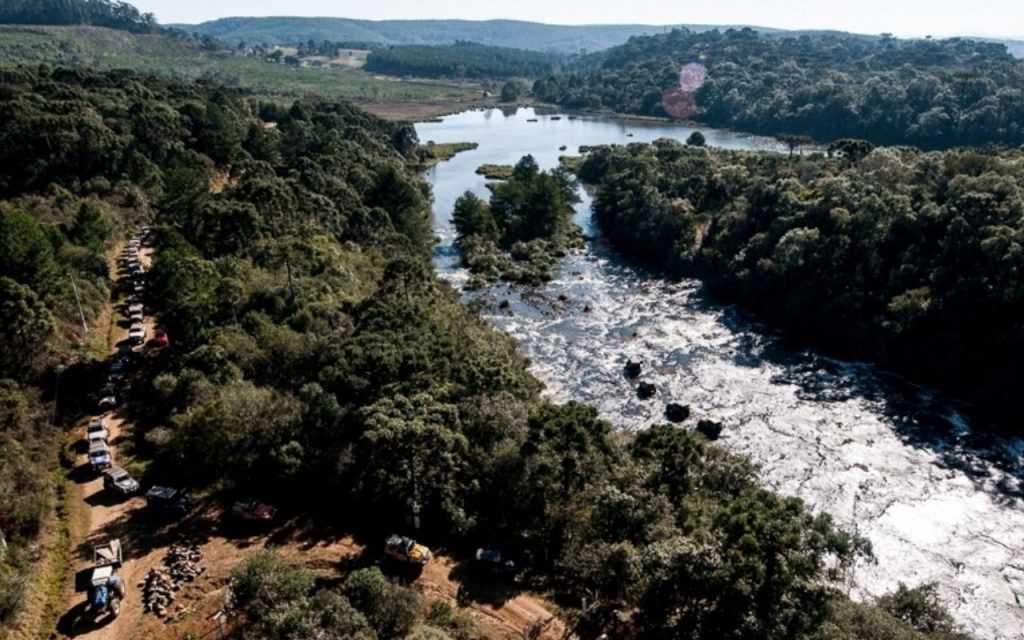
top-left (475, 548), bottom-right (516, 576)
top-left (151, 329), bottom-right (169, 348)
top-left (103, 467), bottom-right (139, 496)
top-left (385, 535), bottom-right (431, 564)
top-left (108, 362), bottom-right (126, 384)
top-left (145, 486), bottom-right (191, 515)
top-left (128, 325), bottom-right (145, 345)
top-left (129, 310), bottom-right (144, 322)
top-left (97, 388), bottom-right (118, 411)
top-left (86, 539), bottom-right (124, 621)
top-left (86, 419), bottom-right (109, 444)
top-left (88, 441), bottom-right (112, 471)
top-left (231, 498), bottom-right (277, 522)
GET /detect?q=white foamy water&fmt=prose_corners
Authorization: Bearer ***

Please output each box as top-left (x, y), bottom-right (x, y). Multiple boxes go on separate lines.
top-left (418, 108), bottom-right (1024, 639)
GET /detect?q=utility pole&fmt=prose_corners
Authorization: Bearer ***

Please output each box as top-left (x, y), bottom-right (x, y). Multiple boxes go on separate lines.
top-left (69, 272), bottom-right (88, 333)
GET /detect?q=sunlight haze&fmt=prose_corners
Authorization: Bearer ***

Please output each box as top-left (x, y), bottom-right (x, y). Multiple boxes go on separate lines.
top-left (132, 0), bottom-right (1023, 38)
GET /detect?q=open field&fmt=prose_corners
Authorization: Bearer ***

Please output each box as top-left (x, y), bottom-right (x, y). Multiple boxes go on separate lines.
top-left (0, 26), bottom-right (485, 109)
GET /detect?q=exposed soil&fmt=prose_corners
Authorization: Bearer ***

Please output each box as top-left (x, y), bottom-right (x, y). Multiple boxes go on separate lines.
top-left (55, 233), bottom-right (571, 640)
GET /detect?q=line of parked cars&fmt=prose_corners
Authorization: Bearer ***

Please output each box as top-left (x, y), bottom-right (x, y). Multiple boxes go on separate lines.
top-left (85, 228), bottom-right (154, 482)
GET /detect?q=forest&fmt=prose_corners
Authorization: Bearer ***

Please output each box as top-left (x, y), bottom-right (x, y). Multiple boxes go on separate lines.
top-left (578, 138), bottom-right (1024, 427)
top-left (0, 64), bottom-right (970, 640)
top-left (0, 0), bottom-right (158, 33)
top-left (533, 28), bottom-right (1024, 148)
top-left (365, 41), bottom-right (562, 79)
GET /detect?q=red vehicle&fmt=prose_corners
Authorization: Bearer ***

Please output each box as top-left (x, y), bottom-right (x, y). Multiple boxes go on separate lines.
top-left (151, 329), bottom-right (169, 348)
top-left (231, 498), bottom-right (277, 522)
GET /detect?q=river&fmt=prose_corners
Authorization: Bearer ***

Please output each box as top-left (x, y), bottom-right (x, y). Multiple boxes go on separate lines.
top-left (416, 107), bottom-right (1024, 640)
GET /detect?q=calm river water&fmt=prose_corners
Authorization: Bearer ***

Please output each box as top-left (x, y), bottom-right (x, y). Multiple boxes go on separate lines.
top-left (416, 107), bottom-right (1024, 639)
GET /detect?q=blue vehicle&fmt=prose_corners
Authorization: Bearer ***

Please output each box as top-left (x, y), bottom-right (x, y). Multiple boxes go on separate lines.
top-left (86, 539), bottom-right (124, 620)
top-left (87, 573), bottom-right (124, 620)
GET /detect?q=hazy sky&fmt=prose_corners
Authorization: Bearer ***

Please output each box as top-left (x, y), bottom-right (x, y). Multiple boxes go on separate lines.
top-left (131, 0), bottom-right (1023, 38)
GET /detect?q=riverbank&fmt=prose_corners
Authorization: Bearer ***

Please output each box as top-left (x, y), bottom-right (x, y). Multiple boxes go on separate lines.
top-left (416, 107), bottom-right (1024, 639)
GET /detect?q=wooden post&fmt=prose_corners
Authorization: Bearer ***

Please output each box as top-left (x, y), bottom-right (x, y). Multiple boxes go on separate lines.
top-left (69, 272), bottom-right (88, 333)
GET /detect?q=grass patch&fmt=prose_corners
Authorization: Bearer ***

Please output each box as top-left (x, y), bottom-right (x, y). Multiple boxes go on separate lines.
top-left (419, 142), bottom-right (479, 169)
top-left (4, 470), bottom-right (82, 640)
top-left (558, 155), bottom-right (584, 173)
top-left (475, 164), bottom-right (515, 180)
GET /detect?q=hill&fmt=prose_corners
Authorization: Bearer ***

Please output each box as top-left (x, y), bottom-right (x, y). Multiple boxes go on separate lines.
top-left (175, 16), bottom-right (1024, 59)
top-left (975, 36), bottom-right (1024, 58)
top-left (0, 25), bottom-right (484, 114)
top-left (0, 0), bottom-right (158, 32)
top-left (534, 28), bottom-right (1024, 148)
top-left (170, 17), bottom-right (683, 52)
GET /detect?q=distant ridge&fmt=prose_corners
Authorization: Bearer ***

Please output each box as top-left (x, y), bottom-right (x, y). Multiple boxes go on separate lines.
top-left (169, 17), bottom-right (692, 52)
top-left (170, 16), bottom-right (1024, 57)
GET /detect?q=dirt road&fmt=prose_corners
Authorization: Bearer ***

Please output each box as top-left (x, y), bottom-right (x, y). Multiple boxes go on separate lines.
top-left (57, 232), bottom-right (165, 639)
top-left (56, 232), bottom-right (570, 640)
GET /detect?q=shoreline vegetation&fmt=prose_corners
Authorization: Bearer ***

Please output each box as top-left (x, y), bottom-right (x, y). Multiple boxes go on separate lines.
top-left (475, 164), bottom-right (515, 180)
top-left (455, 156), bottom-right (583, 287)
top-left (418, 141), bottom-right (479, 168)
top-left (533, 28), bottom-right (1024, 149)
top-left (578, 139), bottom-right (1024, 428)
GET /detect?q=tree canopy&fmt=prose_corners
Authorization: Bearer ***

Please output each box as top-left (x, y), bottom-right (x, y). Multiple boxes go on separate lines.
top-left (534, 28), bottom-right (1024, 148)
top-left (0, 0), bottom-right (158, 33)
top-left (580, 139), bottom-right (1024, 424)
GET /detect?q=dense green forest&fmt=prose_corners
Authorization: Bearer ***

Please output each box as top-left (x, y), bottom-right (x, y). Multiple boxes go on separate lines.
top-left (534, 28), bottom-right (1024, 148)
top-left (365, 41), bottom-right (561, 80)
top-left (0, 65), bottom-right (968, 640)
top-left (578, 139), bottom-right (1024, 425)
top-left (0, 0), bottom-right (157, 33)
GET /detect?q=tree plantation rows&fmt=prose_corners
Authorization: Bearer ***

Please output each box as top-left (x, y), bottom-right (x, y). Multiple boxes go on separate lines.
top-left (0, 65), bottom-right (970, 640)
top-left (533, 28), bottom-right (1024, 149)
top-left (578, 139), bottom-right (1024, 428)
top-left (364, 41), bottom-right (563, 80)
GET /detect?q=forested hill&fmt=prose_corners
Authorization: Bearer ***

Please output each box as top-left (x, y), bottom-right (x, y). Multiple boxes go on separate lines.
top-left (172, 17), bottom-right (681, 52)
top-left (0, 0), bottom-right (158, 33)
top-left (364, 42), bottom-right (562, 79)
top-left (533, 28), bottom-right (1024, 148)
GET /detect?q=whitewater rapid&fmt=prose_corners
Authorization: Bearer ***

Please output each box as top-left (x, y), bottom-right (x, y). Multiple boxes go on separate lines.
top-left (419, 108), bottom-right (1024, 639)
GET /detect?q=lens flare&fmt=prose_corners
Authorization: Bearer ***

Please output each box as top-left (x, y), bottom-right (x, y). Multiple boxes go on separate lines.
top-left (678, 62), bottom-right (707, 93)
top-left (662, 62), bottom-right (707, 120)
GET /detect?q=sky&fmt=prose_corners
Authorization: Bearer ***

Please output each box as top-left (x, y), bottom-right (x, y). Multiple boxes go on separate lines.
top-left (130, 0), bottom-right (1024, 39)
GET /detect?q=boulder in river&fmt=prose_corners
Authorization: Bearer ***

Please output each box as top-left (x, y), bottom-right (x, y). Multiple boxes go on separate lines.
top-left (637, 382), bottom-right (657, 400)
top-left (665, 403), bottom-right (691, 423)
top-left (624, 360), bottom-right (642, 379)
top-left (696, 419), bottom-right (724, 440)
